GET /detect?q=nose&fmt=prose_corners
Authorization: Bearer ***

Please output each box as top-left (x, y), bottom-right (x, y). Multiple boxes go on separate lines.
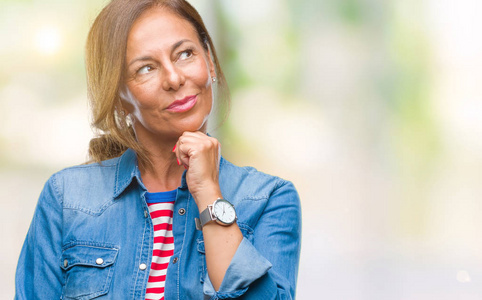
top-left (162, 65), bottom-right (185, 91)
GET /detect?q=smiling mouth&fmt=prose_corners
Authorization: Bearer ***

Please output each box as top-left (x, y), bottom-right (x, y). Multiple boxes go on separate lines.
top-left (166, 95), bottom-right (198, 113)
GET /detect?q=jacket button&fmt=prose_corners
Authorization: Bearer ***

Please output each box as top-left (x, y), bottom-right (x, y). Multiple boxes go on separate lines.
top-left (172, 257), bottom-right (178, 264)
top-left (144, 210), bottom-right (148, 218)
top-left (178, 208), bottom-right (186, 215)
top-left (63, 259), bottom-right (68, 268)
top-left (139, 263), bottom-right (147, 270)
top-left (96, 258), bottom-right (104, 265)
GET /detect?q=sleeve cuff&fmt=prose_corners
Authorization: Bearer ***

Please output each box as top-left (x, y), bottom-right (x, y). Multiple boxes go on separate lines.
top-left (203, 237), bottom-right (272, 298)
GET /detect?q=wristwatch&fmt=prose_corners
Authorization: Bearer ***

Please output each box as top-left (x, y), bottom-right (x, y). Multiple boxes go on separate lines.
top-left (195, 198), bottom-right (237, 230)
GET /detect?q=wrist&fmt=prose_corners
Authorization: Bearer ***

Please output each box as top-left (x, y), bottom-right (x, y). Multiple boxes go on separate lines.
top-left (192, 185), bottom-right (223, 211)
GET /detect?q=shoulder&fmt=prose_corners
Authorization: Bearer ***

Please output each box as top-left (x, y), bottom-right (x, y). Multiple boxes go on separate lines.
top-left (219, 157), bottom-right (299, 202)
top-left (219, 158), bottom-right (301, 235)
top-left (51, 156), bottom-right (120, 187)
top-left (46, 156), bottom-right (123, 209)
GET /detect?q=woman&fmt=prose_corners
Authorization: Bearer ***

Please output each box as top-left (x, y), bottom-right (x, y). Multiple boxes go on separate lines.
top-left (15, 0), bottom-right (301, 299)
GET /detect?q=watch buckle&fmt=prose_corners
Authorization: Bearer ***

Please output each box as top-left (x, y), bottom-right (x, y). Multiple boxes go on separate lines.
top-left (195, 218), bottom-right (202, 230)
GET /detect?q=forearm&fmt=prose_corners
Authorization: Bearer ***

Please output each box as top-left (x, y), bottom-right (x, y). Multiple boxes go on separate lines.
top-left (195, 186), bottom-right (243, 291)
top-left (201, 237), bottom-right (292, 299)
top-left (195, 179), bottom-right (301, 299)
top-left (202, 221), bottom-right (243, 290)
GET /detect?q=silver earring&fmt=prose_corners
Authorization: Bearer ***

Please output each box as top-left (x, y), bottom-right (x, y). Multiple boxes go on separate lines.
top-left (126, 114), bottom-right (133, 126)
top-left (212, 77), bottom-right (216, 83)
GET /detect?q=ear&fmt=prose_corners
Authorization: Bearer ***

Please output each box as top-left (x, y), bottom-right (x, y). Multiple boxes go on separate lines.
top-left (206, 49), bottom-right (216, 79)
top-left (119, 85), bottom-right (135, 114)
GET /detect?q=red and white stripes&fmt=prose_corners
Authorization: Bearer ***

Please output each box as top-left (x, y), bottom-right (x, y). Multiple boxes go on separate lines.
top-left (145, 201), bottom-right (174, 300)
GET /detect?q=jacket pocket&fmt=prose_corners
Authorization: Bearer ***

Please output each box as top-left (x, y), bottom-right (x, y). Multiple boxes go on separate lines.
top-left (60, 244), bottom-right (118, 300)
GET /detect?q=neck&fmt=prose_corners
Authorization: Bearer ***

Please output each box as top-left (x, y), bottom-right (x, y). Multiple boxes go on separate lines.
top-left (138, 139), bottom-right (184, 193)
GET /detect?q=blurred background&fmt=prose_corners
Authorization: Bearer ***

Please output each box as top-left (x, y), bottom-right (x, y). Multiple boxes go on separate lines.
top-left (1, 0), bottom-right (482, 299)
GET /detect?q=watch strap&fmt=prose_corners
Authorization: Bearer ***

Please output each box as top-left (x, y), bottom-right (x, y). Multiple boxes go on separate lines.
top-left (195, 205), bottom-right (213, 230)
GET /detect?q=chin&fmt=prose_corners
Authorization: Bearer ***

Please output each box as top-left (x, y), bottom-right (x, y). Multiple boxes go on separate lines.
top-left (180, 109), bottom-right (210, 132)
top-left (181, 119), bottom-right (209, 133)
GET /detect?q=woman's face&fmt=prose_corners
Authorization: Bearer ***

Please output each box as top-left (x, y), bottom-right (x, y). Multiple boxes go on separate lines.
top-left (122, 7), bottom-right (215, 144)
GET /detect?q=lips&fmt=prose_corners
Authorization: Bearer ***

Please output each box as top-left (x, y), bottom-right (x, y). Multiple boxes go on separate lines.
top-left (165, 95), bottom-right (198, 113)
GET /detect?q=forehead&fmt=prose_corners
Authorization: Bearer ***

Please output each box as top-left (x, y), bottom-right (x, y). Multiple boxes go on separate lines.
top-left (127, 7), bottom-right (199, 52)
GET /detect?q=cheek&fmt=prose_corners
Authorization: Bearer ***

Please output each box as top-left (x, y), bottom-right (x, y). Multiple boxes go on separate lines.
top-left (189, 59), bottom-right (212, 88)
top-left (199, 67), bottom-right (211, 87)
top-left (203, 89), bottom-right (214, 117)
top-left (125, 81), bottom-right (159, 109)
top-left (120, 87), bottom-right (136, 113)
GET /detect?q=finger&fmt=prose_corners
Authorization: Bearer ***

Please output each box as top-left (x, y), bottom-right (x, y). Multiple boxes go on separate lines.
top-left (175, 133), bottom-right (201, 163)
top-left (181, 131), bottom-right (206, 139)
top-left (172, 141), bottom-right (181, 166)
top-left (176, 133), bottom-right (220, 165)
top-left (177, 142), bottom-right (192, 167)
top-left (177, 134), bottom-right (205, 155)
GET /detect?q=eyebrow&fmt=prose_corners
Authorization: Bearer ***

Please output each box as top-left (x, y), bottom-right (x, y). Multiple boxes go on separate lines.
top-left (127, 39), bottom-right (192, 68)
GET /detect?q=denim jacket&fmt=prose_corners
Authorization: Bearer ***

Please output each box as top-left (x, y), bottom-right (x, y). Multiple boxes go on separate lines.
top-left (15, 148), bottom-right (301, 299)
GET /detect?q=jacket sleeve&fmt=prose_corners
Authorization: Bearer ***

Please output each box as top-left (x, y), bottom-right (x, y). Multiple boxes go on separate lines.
top-left (204, 179), bottom-right (302, 299)
top-left (15, 174), bottom-right (63, 300)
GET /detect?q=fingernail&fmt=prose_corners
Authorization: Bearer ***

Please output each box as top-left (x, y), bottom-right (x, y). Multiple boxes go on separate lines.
top-left (176, 158), bottom-right (180, 165)
top-left (184, 165), bottom-right (188, 170)
top-left (172, 144), bottom-right (177, 152)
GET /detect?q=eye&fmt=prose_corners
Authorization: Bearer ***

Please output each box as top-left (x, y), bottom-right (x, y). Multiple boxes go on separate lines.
top-left (137, 65), bottom-right (153, 75)
top-left (178, 49), bottom-right (193, 61)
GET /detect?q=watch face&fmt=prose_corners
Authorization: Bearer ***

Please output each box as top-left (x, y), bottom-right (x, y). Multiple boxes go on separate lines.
top-left (213, 199), bottom-right (236, 225)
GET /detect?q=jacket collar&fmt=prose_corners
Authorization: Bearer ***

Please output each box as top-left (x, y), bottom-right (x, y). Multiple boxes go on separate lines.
top-left (113, 148), bottom-right (141, 199)
top-left (112, 148), bottom-right (189, 198)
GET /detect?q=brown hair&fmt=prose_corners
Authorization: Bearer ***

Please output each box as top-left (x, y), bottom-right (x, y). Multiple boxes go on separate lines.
top-left (86, 0), bottom-right (228, 167)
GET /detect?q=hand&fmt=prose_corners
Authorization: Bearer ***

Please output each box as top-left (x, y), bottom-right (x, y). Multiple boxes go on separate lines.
top-left (173, 131), bottom-right (222, 208)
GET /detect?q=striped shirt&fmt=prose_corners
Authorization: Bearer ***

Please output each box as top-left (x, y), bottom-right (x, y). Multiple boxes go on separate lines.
top-left (144, 190), bottom-right (176, 300)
